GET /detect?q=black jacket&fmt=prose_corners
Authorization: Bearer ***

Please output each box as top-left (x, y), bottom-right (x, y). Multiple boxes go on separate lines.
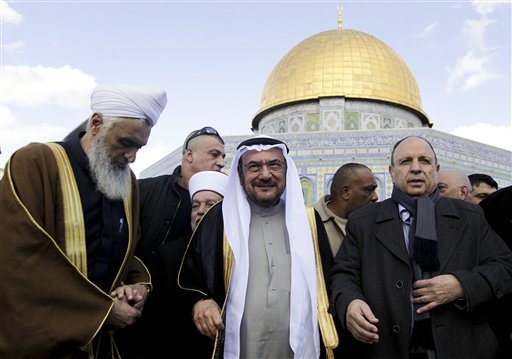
top-left (136, 165), bottom-right (187, 264)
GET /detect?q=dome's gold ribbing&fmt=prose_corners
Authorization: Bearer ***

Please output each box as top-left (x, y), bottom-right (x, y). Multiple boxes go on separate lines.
top-left (254, 28), bottom-right (428, 127)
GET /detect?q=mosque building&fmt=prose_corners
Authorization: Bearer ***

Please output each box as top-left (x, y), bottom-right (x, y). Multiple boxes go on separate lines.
top-left (141, 15), bottom-right (511, 205)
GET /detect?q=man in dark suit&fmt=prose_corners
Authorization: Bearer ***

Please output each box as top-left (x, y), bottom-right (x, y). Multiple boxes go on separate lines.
top-left (330, 136), bottom-right (512, 359)
top-left (479, 185), bottom-right (512, 358)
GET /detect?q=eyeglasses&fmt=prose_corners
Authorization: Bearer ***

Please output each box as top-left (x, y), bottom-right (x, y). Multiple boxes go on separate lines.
top-left (243, 160), bottom-right (285, 173)
top-left (183, 126), bottom-right (221, 152)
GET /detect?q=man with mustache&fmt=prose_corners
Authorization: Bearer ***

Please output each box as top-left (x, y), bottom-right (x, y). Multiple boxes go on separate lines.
top-left (179, 135), bottom-right (338, 358)
top-left (330, 136), bottom-right (512, 359)
top-left (0, 84), bottom-right (167, 359)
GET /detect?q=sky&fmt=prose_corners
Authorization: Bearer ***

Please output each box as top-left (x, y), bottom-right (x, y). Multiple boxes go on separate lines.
top-left (1, 0), bottom-right (511, 177)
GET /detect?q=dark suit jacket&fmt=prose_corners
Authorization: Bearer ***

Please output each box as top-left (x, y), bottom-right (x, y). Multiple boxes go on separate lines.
top-left (479, 185), bottom-right (512, 358)
top-left (330, 197), bottom-right (512, 359)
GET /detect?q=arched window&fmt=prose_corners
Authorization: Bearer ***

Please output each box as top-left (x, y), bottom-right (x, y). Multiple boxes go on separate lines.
top-left (300, 177), bottom-right (315, 206)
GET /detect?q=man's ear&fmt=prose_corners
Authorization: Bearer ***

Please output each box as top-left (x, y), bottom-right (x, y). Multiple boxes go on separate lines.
top-left (183, 148), bottom-right (194, 163)
top-left (460, 186), bottom-right (470, 201)
top-left (89, 113), bottom-right (104, 135)
top-left (341, 185), bottom-right (351, 200)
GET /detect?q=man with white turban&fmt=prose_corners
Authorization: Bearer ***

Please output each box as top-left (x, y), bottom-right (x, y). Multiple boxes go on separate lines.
top-left (189, 170), bottom-right (229, 229)
top-left (138, 170), bottom-right (229, 358)
top-left (178, 135), bottom-right (338, 358)
top-left (115, 127), bottom-right (226, 359)
top-left (0, 84), bottom-right (167, 359)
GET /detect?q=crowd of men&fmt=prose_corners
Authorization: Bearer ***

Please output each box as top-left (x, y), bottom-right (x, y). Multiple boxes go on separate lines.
top-left (0, 84), bottom-right (510, 359)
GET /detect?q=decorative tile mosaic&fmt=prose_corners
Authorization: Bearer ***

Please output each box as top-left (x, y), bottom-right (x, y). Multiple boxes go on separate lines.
top-left (322, 110), bottom-right (342, 131)
top-left (307, 113), bottom-right (320, 131)
top-left (345, 112), bottom-right (360, 130)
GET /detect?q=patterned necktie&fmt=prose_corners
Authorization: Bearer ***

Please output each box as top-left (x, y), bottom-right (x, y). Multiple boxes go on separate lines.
top-left (400, 208), bottom-right (412, 253)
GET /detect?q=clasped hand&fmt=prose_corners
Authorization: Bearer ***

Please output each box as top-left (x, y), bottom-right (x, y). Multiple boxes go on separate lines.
top-left (106, 282), bottom-right (150, 328)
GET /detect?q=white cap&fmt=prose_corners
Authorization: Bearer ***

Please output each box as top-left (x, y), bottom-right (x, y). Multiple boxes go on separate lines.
top-left (189, 171), bottom-right (228, 200)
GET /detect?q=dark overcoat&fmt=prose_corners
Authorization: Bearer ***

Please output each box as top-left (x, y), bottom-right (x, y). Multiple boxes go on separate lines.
top-left (330, 197), bottom-right (512, 359)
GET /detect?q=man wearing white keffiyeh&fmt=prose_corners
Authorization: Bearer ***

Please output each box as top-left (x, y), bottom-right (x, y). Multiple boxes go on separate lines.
top-left (178, 135), bottom-right (338, 358)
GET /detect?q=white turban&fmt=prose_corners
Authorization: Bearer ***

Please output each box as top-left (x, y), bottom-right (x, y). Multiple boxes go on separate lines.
top-left (189, 171), bottom-right (228, 200)
top-left (90, 84), bottom-right (167, 126)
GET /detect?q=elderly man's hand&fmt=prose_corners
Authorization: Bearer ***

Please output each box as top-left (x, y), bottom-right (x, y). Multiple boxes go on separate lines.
top-left (105, 296), bottom-right (142, 329)
top-left (110, 282), bottom-right (150, 310)
top-left (192, 299), bottom-right (224, 339)
top-left (412, 274), bottom-right (465, 314)
top-left (346, 299), bottom-right (380, 344)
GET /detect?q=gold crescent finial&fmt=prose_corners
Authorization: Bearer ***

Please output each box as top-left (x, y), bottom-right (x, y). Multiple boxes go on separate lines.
top-left (337, 5), bottom-right (343, 30)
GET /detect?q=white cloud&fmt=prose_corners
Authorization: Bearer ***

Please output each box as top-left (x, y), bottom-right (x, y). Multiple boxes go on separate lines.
top-left (462, 16), bottom-right (495, 51)
top-left (0, 0), bottom-right (23, 24)
top-left (460, 71), bottom-right (497, 91)
top-left (451, 122), bottom-right (512, 151)
top-left (471, 0), bottom-right (502, 16)
top-left (2, 40), bottom-right (25, 54)
top-left (130, 143), bottom-right (171, 178)
top-left (418, 22), bottom-right (438, 38)
top-left (446, 51), bottom-right (498, 93)
top-left (445, 2), bottom-right (501, 93)
top-left (0, 108), bottom-right (68, 166)
top-left (1, 65), bottom-right (96, 107)
top-left (0, 106), bottom-right (15, 127)
top-left (0, 122), bottom-right (67, 148)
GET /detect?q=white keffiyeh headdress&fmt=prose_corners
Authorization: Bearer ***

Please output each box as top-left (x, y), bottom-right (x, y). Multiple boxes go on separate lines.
top-left (222, 135), bottom-right (319, 358)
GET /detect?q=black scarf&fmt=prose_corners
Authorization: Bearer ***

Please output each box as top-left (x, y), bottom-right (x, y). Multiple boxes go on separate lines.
top-left (391, 186), bottom-right (441, 271)
top-left (391, 186), bottom-right (441, 351)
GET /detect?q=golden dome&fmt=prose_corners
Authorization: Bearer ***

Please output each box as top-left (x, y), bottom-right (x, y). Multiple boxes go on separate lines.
top-left (253, 29), bottom-right (429, 129)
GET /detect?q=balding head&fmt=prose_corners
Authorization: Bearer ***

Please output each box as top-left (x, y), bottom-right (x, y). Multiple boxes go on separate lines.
top-left (389, 136), bottom-right (439, 198)
top-left (438, 169), bottom-right (472, 201)
top-left (329, 163), bottom-right (379, 218)
top-left (179, 127), bottom-right (226, 188)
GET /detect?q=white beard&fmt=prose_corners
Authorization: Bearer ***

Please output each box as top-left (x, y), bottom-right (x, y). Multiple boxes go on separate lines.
top-left (88, 134), bottom-right (131, 200)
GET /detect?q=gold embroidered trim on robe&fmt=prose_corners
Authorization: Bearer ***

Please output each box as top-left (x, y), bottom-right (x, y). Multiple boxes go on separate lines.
top-left (223, 232), bottom-right (234, 292)
top-left (47, 142), bottom-right (88, 275)
top-left (307, 207), bottom-right (339, 358)
top-left (211, 233), bottom-right (233, 359)
top-left (220, 216), bottom-right (338, 358)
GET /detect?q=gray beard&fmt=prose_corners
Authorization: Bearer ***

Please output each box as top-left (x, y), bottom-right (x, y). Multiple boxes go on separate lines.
top-left (88, 135), bottom-right (131, 200)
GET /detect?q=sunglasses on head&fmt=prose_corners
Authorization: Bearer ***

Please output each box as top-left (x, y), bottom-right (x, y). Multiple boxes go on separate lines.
top-left (183, 126), bottom-right (220, 151)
